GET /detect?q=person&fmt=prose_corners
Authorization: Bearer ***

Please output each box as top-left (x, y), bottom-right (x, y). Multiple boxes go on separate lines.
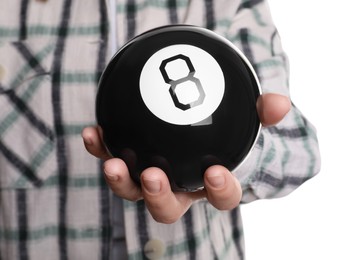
top-left (0, 0), bottom-right (320, 259)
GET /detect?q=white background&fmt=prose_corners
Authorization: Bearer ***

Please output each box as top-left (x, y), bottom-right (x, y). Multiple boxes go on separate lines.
top-left (242, 1), bottom-right (348, 259)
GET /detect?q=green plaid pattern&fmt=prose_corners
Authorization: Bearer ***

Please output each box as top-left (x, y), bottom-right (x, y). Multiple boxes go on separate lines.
top-left (0, 0), bottom-right (320, 259)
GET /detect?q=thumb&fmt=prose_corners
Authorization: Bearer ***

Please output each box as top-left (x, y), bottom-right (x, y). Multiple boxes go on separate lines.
top-left (257, 93), bottom-right (291, 127)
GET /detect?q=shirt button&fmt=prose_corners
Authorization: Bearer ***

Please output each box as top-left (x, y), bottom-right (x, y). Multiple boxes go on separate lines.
top-left (0, 65), bottom-right (6, 82)
top-left (144, 239), bottom-right (166, 260)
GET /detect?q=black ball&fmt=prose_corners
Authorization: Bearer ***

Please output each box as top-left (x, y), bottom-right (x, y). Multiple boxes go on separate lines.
top-left (96, 25), bottom-right (261, 191)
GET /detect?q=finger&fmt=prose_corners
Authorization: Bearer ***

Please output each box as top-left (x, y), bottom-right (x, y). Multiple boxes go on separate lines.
top-left (204, 165), bottom-right (242, 211)
top-left (103, 158), bottom-right (142, 201)
top-left (140, 168), bottom-right (193, 224)
top-left (81, 126), bottom-right (112, 161)
top-left (257, 93), bottom-right (291, 127)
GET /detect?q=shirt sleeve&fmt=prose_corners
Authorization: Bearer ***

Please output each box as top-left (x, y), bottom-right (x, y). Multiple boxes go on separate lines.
top-left (218, 0), bottom-right (321, 202)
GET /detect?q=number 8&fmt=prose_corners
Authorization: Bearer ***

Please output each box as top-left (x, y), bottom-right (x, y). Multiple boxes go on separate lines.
top-left (159, 54), bottom-right (205, 111)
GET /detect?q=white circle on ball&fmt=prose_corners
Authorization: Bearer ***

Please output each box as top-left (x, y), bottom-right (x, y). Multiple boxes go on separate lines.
top-left (139, 44), bottom-right (225, 125)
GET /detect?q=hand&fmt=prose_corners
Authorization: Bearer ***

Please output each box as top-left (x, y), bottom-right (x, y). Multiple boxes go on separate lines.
top-left (82, 93), bottom-right (290, 223)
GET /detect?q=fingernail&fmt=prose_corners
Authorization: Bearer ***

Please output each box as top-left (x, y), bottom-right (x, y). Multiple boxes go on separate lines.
top-left (83, 136), bottom-right (93, 145)
top-left (206, 173), bottom-right (225, 188)
top-left (143, 178), bottom-right (161, 194)
top-left (104, 170), bottom-right (119, 181)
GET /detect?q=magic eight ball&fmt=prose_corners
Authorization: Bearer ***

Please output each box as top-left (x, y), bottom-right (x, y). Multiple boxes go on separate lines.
top-left (96, 25), bottom-right (261, 191)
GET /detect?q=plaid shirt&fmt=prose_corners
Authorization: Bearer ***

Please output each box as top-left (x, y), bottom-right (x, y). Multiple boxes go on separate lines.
top-left (0, 0), bottom-right (320, 259)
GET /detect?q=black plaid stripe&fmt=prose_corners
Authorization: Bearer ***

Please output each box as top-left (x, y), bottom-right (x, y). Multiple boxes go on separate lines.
top-left (16, 189), bottom-right (29, 260)
top-left (136, 201), bottom-right (150, 258)
top-left (231, 208), bottom-right (244, 260)
top-left (257, 169), bottom-right (312, 188)
top-left (126, 0), bottom-right (137, 40)
top-left (0, 140), bottom-right (43, 187)
top-left (96, 0), bottom-right (108, 81)
top-left (99, 166), bottom-right (112, 259)
top-left (19, 0), bottom-right (29, 40)
top-left (237, 0), bottom-right (264, 12)
top-left (12, 42), bottom-right (47, 75)
top-left (167, 0), bottom-right (178, 24)
top-left (267, 125), bottom-right (309, 138)
top-left (204, 0), bottom-right (215, 30)
top-left (97, 1), bottom-right (111, 259)
top-left (51, 1), bottom-right (73, 259)
top-left (183, 208), bottom-right (197, 260)
top-left (270, 29), bottom-right (278, 56)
